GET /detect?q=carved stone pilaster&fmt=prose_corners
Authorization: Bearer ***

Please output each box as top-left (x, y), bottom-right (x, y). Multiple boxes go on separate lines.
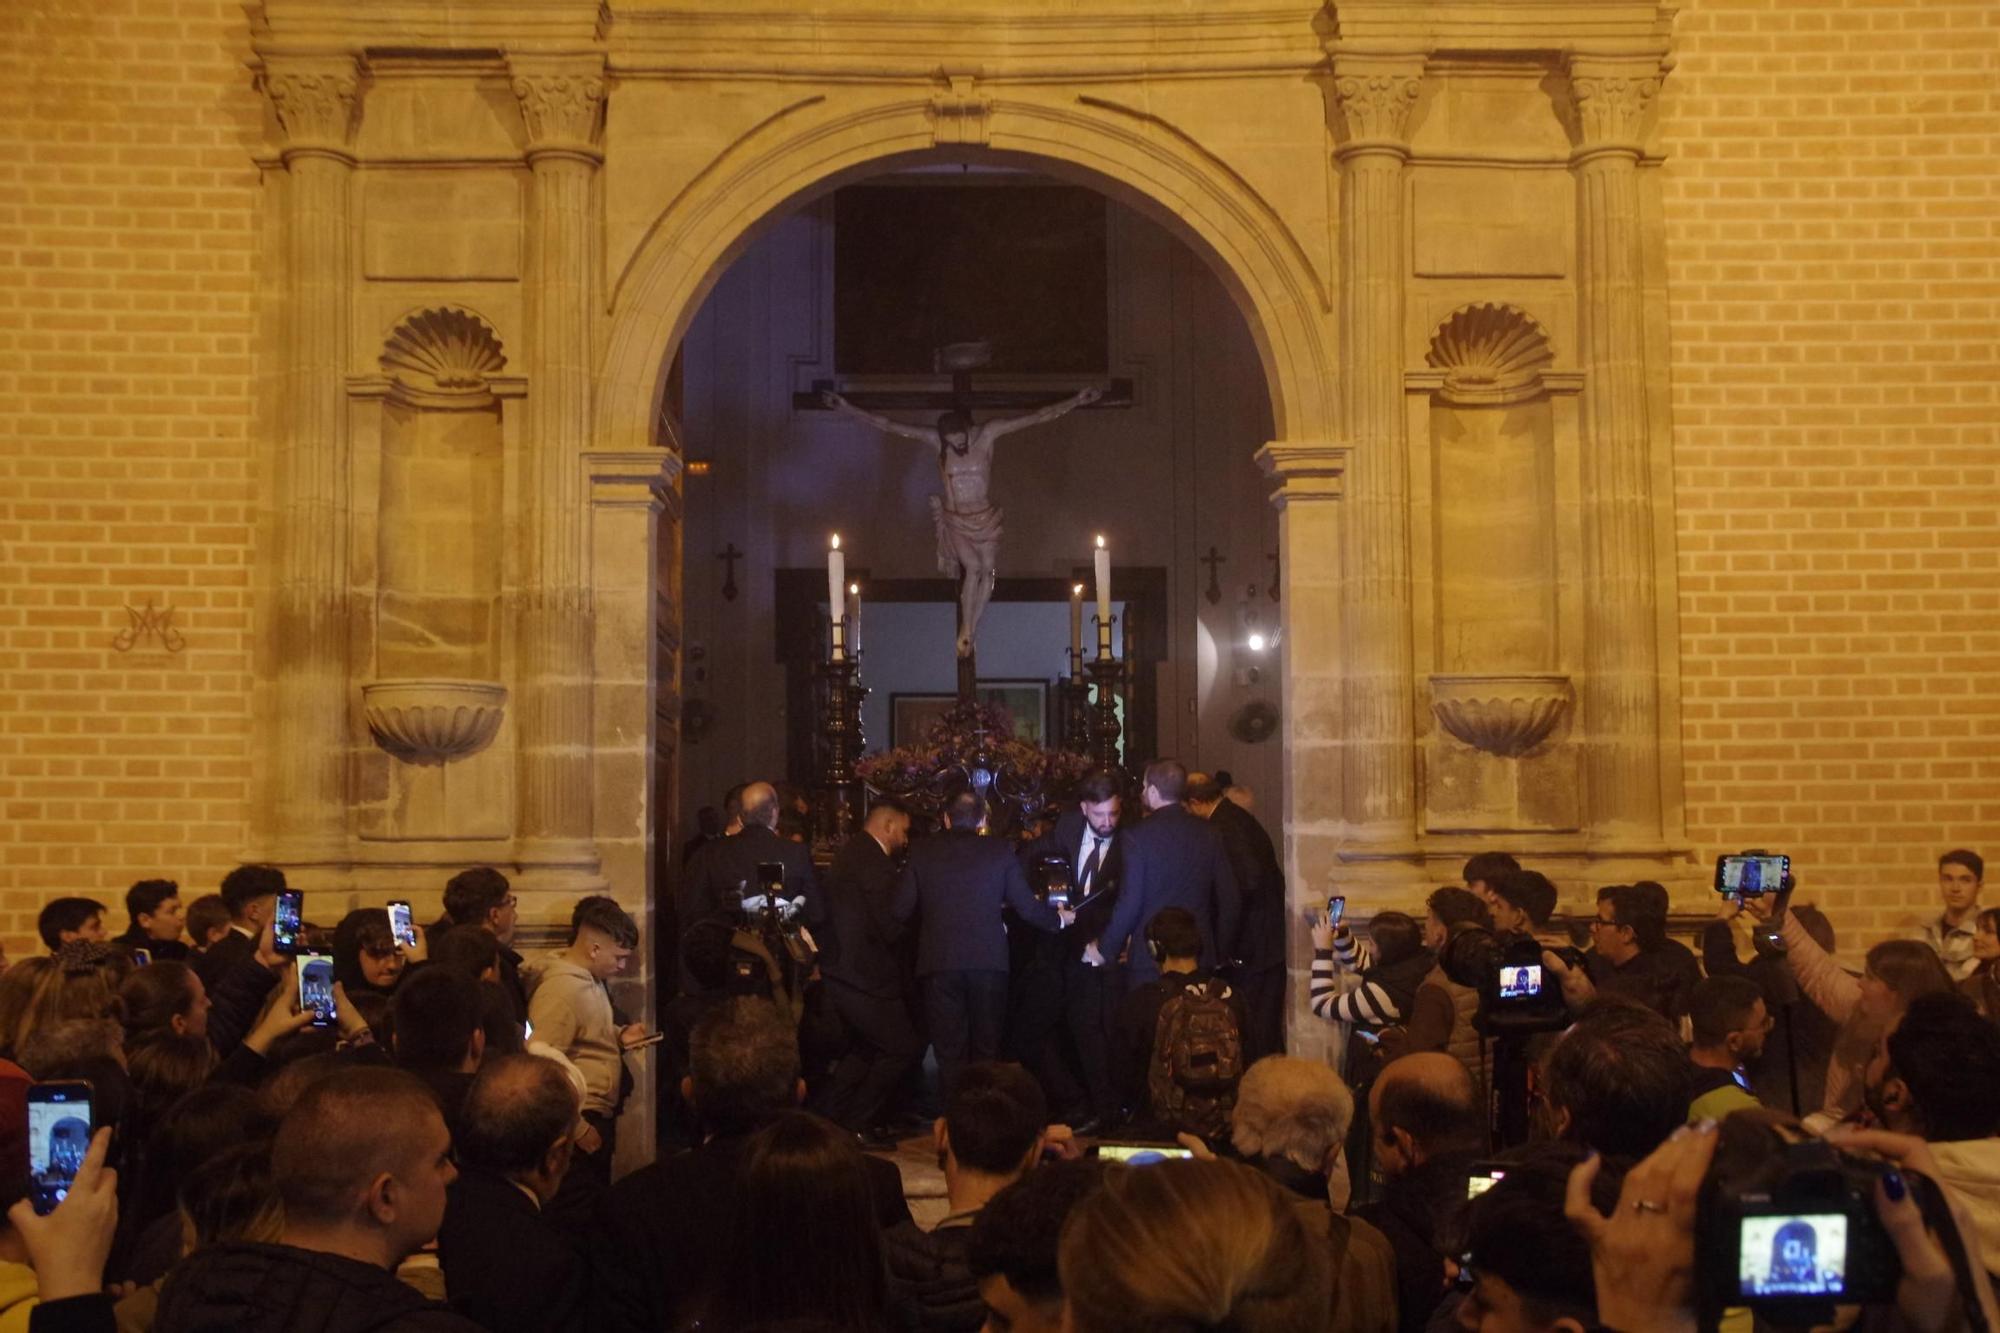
top-left (1567, 54), bottom-right (1668, 839)
top-left (509, 55), bottom-right (605, 852)
top-left (258, 54), bottom-right (362, 856)
top-left (1329, 56), bottom-right (1424, 848)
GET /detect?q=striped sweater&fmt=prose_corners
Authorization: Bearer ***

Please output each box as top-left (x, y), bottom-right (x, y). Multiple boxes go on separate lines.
top-left (1309, 932), bottom-right (1404, 1027)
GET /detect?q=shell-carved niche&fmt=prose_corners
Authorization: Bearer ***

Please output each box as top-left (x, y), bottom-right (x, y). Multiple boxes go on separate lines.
top-left (381, 308), bottom-right (507, 402)
top-left (1425, 303), bottom-right (1554, 406)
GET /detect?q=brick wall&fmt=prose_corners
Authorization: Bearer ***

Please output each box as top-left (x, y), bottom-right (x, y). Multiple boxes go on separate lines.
top-left (1659, 0), bottom-right (2000, 947)
top-left (0, 0), bottom-right (262, 956)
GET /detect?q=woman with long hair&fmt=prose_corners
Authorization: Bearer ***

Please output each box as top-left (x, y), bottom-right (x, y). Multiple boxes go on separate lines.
top-left (688, 1112), bottom-right (889, 1333)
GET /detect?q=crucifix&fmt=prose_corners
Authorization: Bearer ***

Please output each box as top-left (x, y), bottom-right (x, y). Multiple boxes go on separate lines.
top-left (1200, 545), bottom-right (1227, 605)
top-left (803, 343), bottom-right (1131, 674)
top-left (716, 543), bottom-right (743, 602)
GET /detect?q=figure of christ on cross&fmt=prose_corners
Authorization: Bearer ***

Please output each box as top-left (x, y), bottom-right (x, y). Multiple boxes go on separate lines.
top-left (822, 385), bottom-right (1102, 659)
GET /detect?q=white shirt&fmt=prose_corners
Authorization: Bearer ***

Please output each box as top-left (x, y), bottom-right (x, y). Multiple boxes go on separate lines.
top-left (1077, 830), bottom-right (1111, 896)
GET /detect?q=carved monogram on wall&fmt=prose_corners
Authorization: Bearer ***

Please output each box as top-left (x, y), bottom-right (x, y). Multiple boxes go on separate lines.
top-left (112, 600), bottom-right (185, 654)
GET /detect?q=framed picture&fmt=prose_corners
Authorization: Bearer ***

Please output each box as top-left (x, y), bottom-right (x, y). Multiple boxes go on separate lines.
top-left (890, 680), bottom-right (1050, 749)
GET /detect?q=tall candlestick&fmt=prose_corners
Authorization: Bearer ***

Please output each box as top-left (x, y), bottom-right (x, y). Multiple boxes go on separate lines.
top-left (1093, 535), bottom-right (1112, 658)
top-left (827, 534), bottom-right (845, 660)
top-left (1069, 583), bottom-right (1083, 661)
top-left (846, 582), bottom-right (862, 658)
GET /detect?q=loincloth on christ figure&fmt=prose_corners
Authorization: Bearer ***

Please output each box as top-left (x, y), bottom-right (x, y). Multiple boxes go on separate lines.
top-left (929, 495), bottom-right (1003, 579)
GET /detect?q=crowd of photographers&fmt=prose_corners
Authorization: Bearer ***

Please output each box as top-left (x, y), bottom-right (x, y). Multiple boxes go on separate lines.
top-left (6, 783), bottom-right (2000, 1333)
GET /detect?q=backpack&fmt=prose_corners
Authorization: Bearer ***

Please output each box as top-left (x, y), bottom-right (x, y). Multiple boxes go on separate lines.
top-left (1148, 977), bottom-right (1243, 1141)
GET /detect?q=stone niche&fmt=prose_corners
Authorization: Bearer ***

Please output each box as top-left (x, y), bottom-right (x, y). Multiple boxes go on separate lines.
top-left (351, 308), bottom-right (522, 841)
top-left (1410, 302), bottom-right (1583, 833)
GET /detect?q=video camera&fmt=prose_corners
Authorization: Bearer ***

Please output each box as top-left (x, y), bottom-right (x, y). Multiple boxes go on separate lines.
top-left (739, 861), bottom-right (817, 970)
top-left (1440, 926), bottom-right (1582, 1037)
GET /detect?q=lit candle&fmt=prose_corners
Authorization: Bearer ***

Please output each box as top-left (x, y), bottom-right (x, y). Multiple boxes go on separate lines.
top-left (1093, 535), bottom-right (1112, 657)
top-left (847, 582), bottom-right (862, 658)
top-left (828, 534), bottom-right (845, 660)
top-left (1069, 583), bottom-right (1083, 662)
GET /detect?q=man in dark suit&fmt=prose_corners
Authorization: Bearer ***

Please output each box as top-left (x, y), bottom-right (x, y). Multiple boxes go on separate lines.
top-left (894, 790), bottom-right (1070, 1094)
top-left (1014, 768), bottom-right (1128, 1127)
top-left (818, 799), bottom-right (921, 1136)
top-left (1091, 758), bottom-right (1240, 991)
top-left (192, 862), bottom-right (283, 992)
top-left (593, 998), bottom-right (911, 1333)
top-left (1187, 771), bottom-right (1287, 1059)
top-left (680, 781), bottom-right (819, 975)
top-left (439, 1054), bottom-right (586, 1333)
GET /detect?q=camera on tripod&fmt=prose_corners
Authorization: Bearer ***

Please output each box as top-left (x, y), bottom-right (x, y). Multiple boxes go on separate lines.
top-left (1440, 926), bottom-right (1579, 1037)
top-left (739, 861), bottom-right (817, 969)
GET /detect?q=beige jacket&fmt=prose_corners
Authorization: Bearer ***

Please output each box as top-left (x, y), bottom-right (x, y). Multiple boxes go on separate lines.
top-left (525, 955), bottom-right (621, 1114)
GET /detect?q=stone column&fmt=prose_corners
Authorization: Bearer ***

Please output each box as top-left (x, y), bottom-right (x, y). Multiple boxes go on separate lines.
top-left (510, 57), bottom-right (606, 859)
top-left (1567, 57), bottom-right (1665, 840)
top-left (260, 57), bottom-right (361, 857)
top-left (1256, 441), bottom-right (1346, 1064)
top-left (1329, 58), bottom-right (1424, 848)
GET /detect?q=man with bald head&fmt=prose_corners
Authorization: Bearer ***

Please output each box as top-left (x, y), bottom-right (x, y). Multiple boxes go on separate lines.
top-left (681, 778), bottom-right (820, 953)
top-left (156, 1066), bottom-right (480, 1333)
top-left (1354, 1052), bottom-right (1489, 1333)
top-left (439, 1054), bottom-right (587, 1333)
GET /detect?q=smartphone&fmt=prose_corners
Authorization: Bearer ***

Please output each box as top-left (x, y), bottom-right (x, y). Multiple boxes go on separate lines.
top-left (273, 888), bottom-right (304, 956)
top-left (624, 1031), bottom-right (667, 1051)
top-left (28, 1081), bottom-right (93, 1216)
top-left (1095, 1143), bottom-right (1196, 1165)
top-left (1466, 1162), bottom-right (1509, 1200)
top-left (1351, 1028), bottom-right (1381, 1045)
top-left (297, 952), bottom-right (337, 1027)
top-left (387, 900), bottom-right (417, 951)
top-left (130, 946), bottom-right (152, 967)
top-left (1715, 853), bottom-right (1789, 898)
top-left (1326, 895), bottom-right (1346, 928)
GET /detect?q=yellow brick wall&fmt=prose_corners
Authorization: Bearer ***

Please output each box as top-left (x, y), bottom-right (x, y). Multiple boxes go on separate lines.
top-left (0, 0), bottom-right (1992, 963)
top-left (0, 0), bottom-right (262, 956)
top-left (1659, 0), bottom-right (2000, 946)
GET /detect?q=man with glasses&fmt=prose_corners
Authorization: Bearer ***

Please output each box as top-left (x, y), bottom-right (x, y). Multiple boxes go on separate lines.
top-left (442, 866), bottom-right (528, 1024)
top-left (1580, 884), bottom-right (1690, 1026)
top-left (1686, 974), bottom-right (1770, 1120)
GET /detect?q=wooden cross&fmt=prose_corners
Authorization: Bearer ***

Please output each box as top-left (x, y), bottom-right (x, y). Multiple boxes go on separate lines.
top-left (717, 543), bottom-right (742, 602)
top-left (1200, 545), bottom-right (1226, 605)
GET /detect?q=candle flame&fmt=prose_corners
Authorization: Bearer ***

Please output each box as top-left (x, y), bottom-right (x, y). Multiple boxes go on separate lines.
top-left (1094, 534), bottom-right (1106, 549)
top-left (830, 533), bottom-right (841, 550)
top-left (848, 583), bottom-right (859, 596)
top-left (1072, 583), bottom-right (1084, 596)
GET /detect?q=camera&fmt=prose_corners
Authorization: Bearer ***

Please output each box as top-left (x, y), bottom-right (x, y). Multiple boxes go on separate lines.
top-left (740, 862), bottom-right (816, 970)
top-left (1699, 1136), bottom-right (1913, 1317)
top-left (1441, 927), bottom-right (1576, 1036)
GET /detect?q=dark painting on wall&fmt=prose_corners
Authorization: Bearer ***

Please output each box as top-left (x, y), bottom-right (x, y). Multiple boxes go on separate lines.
top-left (834, 184), bottom-right (1109, 376)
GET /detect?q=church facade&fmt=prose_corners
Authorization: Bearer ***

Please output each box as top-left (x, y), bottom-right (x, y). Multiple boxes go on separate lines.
top-left (2, 0), bottom-right (1994, 1135)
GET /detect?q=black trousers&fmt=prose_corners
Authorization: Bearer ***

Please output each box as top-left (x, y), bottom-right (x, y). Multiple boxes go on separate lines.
top-left (543, 1108), bottom-right (616, 1239)
top-left (925, 970), bottom-right (1010, 1096)
top-left (824, 979), bottom-right (924, 1131)
top-left (1237, 965), bottom-right (1287, 1062)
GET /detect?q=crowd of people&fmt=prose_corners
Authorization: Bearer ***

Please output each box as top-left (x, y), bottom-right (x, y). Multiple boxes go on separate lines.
top-left (6, 779), bottom-right (1999, 1333)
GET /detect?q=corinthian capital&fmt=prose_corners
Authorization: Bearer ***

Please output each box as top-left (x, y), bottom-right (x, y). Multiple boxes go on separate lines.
top-left (261, 56), bottom-right (361, 156)
top-left (1566, 57), bottom-right (1665, 155)
top-left (509, 55), bottom-right (607, 160)
top-left (1330, 57), bottom-right (1425, 155)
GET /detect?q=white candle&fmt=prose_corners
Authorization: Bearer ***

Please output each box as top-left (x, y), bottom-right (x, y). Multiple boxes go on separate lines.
top-left (828, 534), bottom-right (845, 660)
top-left (847, 582), bottom-right (862, 657)
top-left (1093, 535), bottom-right (1112, 655)
top-left (1069, 583), bottom-right (1083, 660)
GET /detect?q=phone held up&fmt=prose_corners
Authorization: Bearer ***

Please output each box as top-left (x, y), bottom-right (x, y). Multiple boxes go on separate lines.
top-left (1714, 853), bottom-right (1789, 898)
top-left (272, 888), bottom-right (305, 956)
top-left (387, 900), bottom-right (418, 951)
top-left (1326, 895), bottom-right (1345, 929)
top-left (297, 952), bottom-right (337, 1028)
top-left (27, 1080), bottom-right (93, 1216)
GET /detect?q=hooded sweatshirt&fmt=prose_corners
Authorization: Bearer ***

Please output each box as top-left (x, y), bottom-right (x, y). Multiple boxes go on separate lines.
top-left (523, 956), bottom-right (620, 1114)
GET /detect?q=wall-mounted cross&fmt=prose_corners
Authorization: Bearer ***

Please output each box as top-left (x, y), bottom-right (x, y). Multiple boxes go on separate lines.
top-left (1200, 545), bottom-right (1226, 605)
top-left (717, 543), bottom-right (743, 602)
top-left (1266, 551), bottom-right (1280, 602)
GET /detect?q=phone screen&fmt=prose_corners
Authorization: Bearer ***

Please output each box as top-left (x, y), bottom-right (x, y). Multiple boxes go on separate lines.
top-left (130, 947), bottom-right (152, 967)
top-left (1716, 854), bottom-right (1789, 897)
top-left (298, 953), bottom-right (337, 1027)
top-left (1096, 1143), bottom-right (1195, 1165)
top-left (1497, 964), bottom-right (1544, 1000)
top-left (28, 1082), bottom-right (92, 1216)
top-left (1327, 895), bottom-right (1346, 928)
top-left (387, 901), bottom-right (417, 950)
top-left (1738, 1213), bottom-right (1848, 1298)
top-left (273, 889), bottom-right (304, 956)
top-left (1466, 1164), bottom-right (1508, 1200)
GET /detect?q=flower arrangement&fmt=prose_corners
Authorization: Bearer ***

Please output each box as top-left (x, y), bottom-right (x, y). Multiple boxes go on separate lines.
top-left (857, 699), bottom-right (1095, 828)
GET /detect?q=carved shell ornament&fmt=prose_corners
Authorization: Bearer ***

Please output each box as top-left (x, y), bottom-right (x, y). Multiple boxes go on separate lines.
top-left (380, 309), bottom-right (507, 395)
top-left (1425, 304), bottom-right (1555, 405)
top-left (1429, 674), bottom-right (1573, 758)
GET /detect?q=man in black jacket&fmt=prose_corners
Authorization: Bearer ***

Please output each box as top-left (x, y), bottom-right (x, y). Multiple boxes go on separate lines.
top-left (591, 998), bottom-right (911, 1333)
top-left (438, 1054), bottom-right (585, 1333)
top-left (1355, 1053), bottom-right (1488, 1333)
top-left (895, 792), bottom-right (1069, 1095)
top-left (154, 1067), bottom-right (479, 1333)
top-left (680, 780), bottom-right (820, 931)
top-left (1013, 769), bottom-right (1128, 1128)
top-left (392, 967), bottom-right (486, 1139)
top-left (1186, 773), bottom-right (1286, 1059)
top-left (818, 800), bottom-right (920, 1135)
top-left (434, 867), bottom-right (528, 1025)
top-left (1092, 759), bottom-right (1240, 989)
